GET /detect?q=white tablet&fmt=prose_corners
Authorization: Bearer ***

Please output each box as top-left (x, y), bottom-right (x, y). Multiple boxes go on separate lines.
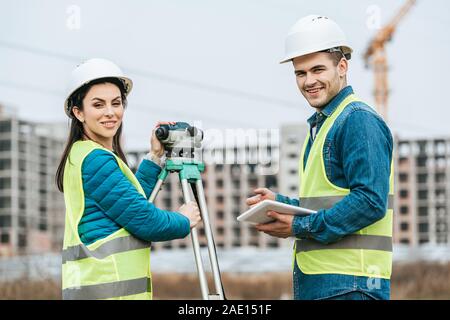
top-left (237, 199), bottom-right (316, 225)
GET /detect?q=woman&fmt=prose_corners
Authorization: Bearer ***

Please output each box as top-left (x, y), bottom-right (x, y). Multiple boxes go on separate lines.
top-left (55, 58), bottom-right (201, 300)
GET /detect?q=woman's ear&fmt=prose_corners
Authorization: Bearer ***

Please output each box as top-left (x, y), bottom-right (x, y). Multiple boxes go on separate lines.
top-left (72, 106), bottom-right (84, 123)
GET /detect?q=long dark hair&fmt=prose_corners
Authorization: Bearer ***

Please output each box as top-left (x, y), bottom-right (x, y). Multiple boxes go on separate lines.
top-left (55, 77), bottom-right (129, 192)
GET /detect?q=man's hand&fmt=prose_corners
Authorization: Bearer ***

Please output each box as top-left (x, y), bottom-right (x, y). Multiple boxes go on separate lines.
top-left (246, 188), bottom-right (276, 207)
top-left (255, 211), bottom-right (294, 239)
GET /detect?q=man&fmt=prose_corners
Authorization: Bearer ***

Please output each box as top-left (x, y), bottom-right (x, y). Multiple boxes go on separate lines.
top-left (246, 15), bottom-right (394, 300)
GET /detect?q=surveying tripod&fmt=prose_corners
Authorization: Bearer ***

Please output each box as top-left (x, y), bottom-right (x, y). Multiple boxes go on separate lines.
top-left (147, 156), bottom-right (225, 300)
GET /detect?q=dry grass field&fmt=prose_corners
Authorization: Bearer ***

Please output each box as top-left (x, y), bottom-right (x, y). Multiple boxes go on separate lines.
top-left (0, 262), bottom-right (449, 300)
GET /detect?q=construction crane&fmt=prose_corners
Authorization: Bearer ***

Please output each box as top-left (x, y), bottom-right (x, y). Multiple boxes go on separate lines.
top-left (363, 0), bottom-right (416, 122)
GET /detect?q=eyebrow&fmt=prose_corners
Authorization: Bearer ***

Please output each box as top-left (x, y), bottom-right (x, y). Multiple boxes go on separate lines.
top-left (91, 96), bottom-right (121, 102)
top-left (295, 64), bottom-right (327, 74)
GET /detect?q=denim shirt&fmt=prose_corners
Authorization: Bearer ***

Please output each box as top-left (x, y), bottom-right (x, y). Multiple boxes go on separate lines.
top-left (276, 86), bottom-right (393, 300)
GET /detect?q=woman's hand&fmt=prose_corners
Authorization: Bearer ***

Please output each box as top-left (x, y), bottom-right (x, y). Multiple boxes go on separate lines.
top-left (150, 121), bottom-right (176, 158)
top-left (178, 201), bottom-right (202, 229)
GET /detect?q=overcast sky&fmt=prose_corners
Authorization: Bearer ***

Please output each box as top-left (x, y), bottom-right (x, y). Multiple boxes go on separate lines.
top-left (1, 0), bottom-right (449, 150)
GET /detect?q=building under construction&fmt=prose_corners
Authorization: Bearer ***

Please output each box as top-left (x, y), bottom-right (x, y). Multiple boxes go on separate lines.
top-left (395, 138), bottom-right (450, 245)
top-left (0, 105), bottom-right (66, 256)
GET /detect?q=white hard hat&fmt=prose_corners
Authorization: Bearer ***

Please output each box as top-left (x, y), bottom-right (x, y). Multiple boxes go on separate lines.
top-left (64, 58), bottom-right (133, 117)
top-left (280, 15), bottom-right (353, 64)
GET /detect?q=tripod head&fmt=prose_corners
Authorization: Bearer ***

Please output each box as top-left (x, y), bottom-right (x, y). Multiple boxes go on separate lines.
top-left (155, 122), bottom-right (203, 158)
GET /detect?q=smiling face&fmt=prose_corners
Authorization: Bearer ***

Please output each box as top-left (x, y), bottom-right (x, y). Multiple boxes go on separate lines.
top-left (293, 51), bottom-right (348, 110)
top-left (72, 82), bottom-right (124, 150)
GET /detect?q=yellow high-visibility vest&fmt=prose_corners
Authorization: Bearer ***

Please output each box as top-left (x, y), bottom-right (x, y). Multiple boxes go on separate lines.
top-left (62, 140), bottom-right (152, 299)
top-left (295, 94), bottom-right (394, 279)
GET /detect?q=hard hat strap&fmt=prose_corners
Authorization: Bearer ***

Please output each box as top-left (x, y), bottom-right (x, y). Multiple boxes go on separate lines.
top-left (321, 47), bottom-right (351, 61)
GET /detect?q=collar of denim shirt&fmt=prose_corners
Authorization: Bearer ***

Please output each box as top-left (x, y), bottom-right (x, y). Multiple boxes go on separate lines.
top-left (307, 85), bottom-right (354, 127)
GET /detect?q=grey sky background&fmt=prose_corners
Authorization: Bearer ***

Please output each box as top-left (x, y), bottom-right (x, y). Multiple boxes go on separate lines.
top-left (0, 0), bottom-right (449, 150)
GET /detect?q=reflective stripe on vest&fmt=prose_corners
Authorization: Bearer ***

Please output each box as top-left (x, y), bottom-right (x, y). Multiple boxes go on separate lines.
top-left (296, 234), bottom-right (392, 253)
top-left (299, 194), bottom-right (394, 212)
top-left (295, 93), bottom-right (394, 279)
top-left (63, 277), bottom-right (152, 300)
top-left (62, 235), bottom-right (150, 263)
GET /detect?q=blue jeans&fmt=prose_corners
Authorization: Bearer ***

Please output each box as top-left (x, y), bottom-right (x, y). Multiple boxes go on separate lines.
top-left (293, 260), bottom-right (390, 300)
top-left (319, 291), bottom-right (375, 300)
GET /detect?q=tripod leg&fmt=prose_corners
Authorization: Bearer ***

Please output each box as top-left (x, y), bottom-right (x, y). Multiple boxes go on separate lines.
top-left (180, 179), bottom-right (209, 300)
top-left (194, 179), bottom-right (225, 300)
top-left (148, 178), bottom-right (164, 203)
